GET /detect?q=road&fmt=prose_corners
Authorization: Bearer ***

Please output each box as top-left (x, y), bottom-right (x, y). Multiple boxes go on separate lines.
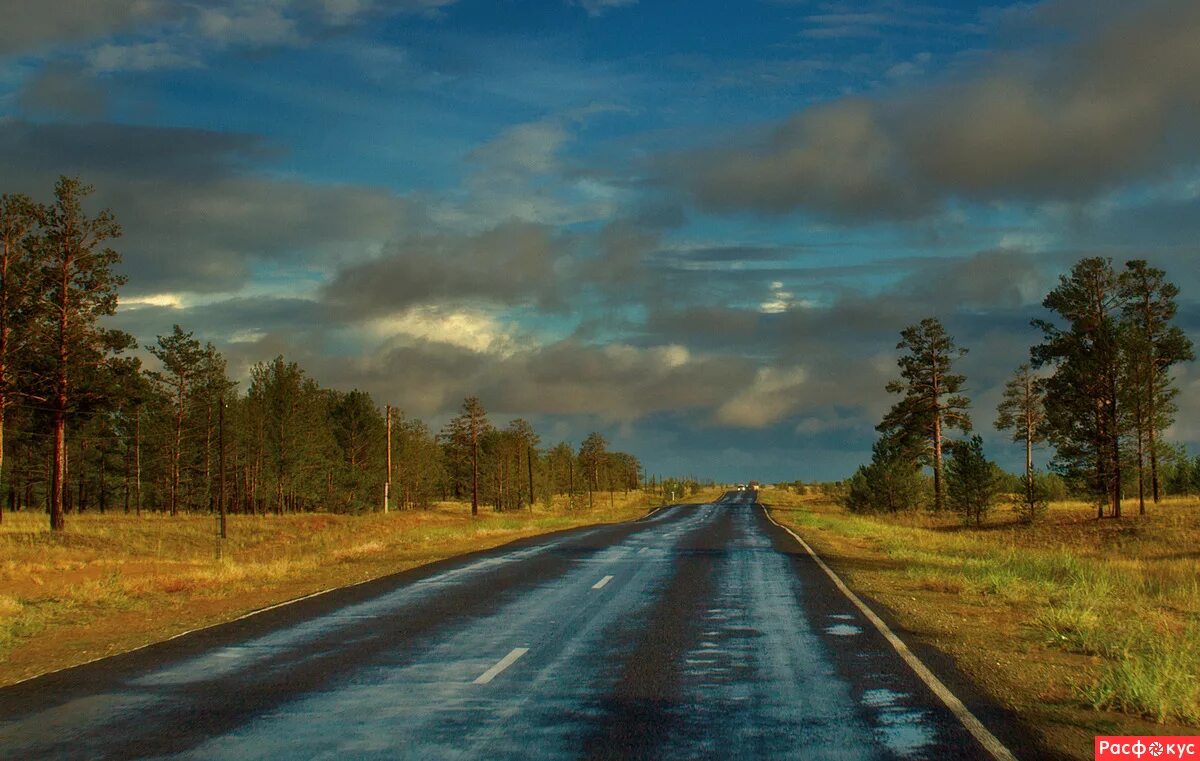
top-left (0, 491), bottom-right (1020, 760)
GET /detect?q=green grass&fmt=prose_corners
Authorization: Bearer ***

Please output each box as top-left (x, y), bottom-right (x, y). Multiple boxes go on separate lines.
top-left (767, 491), bottom-right (1200, 726)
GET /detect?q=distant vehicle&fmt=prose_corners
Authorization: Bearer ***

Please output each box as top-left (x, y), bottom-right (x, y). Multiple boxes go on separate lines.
top-left (748, 480), bottom-right (760, 490)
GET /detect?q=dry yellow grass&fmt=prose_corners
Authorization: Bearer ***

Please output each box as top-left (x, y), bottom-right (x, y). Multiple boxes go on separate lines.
top-left (761, 487), bottom-right (1200, 760)
top-left (0, 488), bottom-right (722, 686)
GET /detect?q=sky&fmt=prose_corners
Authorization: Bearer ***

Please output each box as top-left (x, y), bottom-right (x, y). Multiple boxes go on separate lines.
top-left (2, 0), bottom-right (1200, 482)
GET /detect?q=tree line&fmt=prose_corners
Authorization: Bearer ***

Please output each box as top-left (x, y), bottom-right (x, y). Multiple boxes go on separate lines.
top-left (845, 257), bottom-right (1194, 524)
top-left (0, 178), bottom-right (646, 531)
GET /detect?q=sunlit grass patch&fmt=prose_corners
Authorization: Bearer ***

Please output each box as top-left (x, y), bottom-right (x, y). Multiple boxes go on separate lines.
top-left (761, 486), bottom-right (1200, 733)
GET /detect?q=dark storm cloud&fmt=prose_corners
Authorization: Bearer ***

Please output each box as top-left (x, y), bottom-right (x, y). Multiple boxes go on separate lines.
top-left (0, 0), bottom-right (169, 55)
top-left (671, 0), bottom-right (1200, 220)
top-left (15, 62), bottom-right (108, 119)
top-left (0, 120), bottom-right (420, 294)
top-left (322, 222), bottom-right (570, 316)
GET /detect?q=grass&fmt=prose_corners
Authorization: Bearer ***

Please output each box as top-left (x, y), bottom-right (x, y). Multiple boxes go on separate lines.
top-left (762, 488), bottom-right (1200, 760)
top-left (0, 488), bottom-right (721, 686)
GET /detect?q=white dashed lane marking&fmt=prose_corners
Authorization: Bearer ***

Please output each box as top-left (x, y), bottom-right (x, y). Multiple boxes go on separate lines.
top-left (473, 648), bottom-right (529, 685)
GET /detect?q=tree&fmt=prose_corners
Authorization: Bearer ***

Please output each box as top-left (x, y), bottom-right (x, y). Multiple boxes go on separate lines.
top-left (546, 441), bottom-right (576, 503)
top-left (506, 418), bottom-right (539, 509)
top-left (845, 437), bottom-right (926, 513)
top-left (878, 317), bottom-right (971, 512)
top-left (578, 432), bottom-right (607, 508)
top-left (1033, 257), bottom-right (1125, 519)
top-left (994, 363), bottom-right (1048, 522)
top-left (946, 436), bottom-right (1000, 527)
top-left (35, 178), bottom-right (127, 531)
top-left (1118, 260), bottom-right (1193, 513)
top-left (393, 413), bottom-right (443, 509)
top-left (146, 325), bottom-right (206, 516)
top-left (0, 193), bottom-right (38, 524)
top-left (445, 397), bottom-right (491, 516)
top-left (247, 356), bottom-right (336, 514)
top-left (329, 389), bottom-right (385, 511)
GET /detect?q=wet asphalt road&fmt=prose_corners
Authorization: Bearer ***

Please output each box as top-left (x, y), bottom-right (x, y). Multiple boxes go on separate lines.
top-left (0, 491), bottom-right (1017, 760)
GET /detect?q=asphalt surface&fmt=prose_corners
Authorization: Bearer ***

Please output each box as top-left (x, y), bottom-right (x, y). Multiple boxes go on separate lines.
top-left (0, 491), bottom-right (1020, 760)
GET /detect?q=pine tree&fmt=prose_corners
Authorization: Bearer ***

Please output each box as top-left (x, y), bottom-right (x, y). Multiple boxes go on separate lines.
top-left (994, 363), bottom-right (1048, 522)
top-left (878, 317), bottom-right (972, 512)
top-left (578, 432), bottom-right (607, 509)
top-left (946, 435), bottom-right (1000, 527)
top-left (1033, 257), bottom-right (1125, 518)
top-left (35, 178), bottom-right (127, 531)
top-left (445, 397), bottom-right (491, 516)
top-left (0, 194), bottom-right (38, 524)
top-left (1118, 260), bottom-right (1193, 512)
top-left (146, 325), bottom-right (206, 516)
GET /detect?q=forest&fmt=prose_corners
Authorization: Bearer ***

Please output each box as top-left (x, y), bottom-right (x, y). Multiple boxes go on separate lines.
top-left (0, 178), bottom-right (654, 531)
top-left (844, 256), bottom-right (1197, 525)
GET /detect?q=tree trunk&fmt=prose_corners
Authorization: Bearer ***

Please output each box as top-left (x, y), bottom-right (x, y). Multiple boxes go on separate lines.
top-left (50, 276), bottom-right (68, 531)
top-left (134, 409), bottom-right (142, 517)
top-left (171, 385), bottom-right (183, 516)
top-left (527, 445), bottom-right (535, 511)
top-left (932, 414), bottom-right (943, 512)
top-left (50, 410), bottom-right (65, 531)
top-left (1148, 407), bottom-right (1161, 503)
top-left (204, 403), bottom-right (212, 513)
top-left (470, 431), bottom-right (479, 517)
top-left (1110, 371), bottom-right (1122, 519)
top-left (218, 394), bottom-right (226, 539)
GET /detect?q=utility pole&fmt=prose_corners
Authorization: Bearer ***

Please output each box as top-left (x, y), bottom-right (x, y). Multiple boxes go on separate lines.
top-left (384, 403), bottom-right (392, 514)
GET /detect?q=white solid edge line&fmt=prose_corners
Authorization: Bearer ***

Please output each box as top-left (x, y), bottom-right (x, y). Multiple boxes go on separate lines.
top-left (761, 506), bottom-right (1019, 761)
top-left (473, 647), bottom-right (530, 685)
top-left (640, 504), bottom-right (670, 520)
top-left (592, 575), bottom-right (614, 590)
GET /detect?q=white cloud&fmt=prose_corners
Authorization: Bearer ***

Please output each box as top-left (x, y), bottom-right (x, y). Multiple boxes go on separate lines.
top-left (198, 5), bottom-right (299, 46)
top-left (759, 280), bottom-right (795, 314)
top-left (89, 41), bottom-right (198, 72)
top-left (571, 0), bottom-right (638, 17)
top-left (368, 306), bottom-right (518, 355)
top-left (120, 293), bottom-right (184, 309)
top-left (715, 366), bottom-right (808, 428)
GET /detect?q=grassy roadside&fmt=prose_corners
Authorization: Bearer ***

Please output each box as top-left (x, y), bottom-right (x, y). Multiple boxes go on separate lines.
top-left (761, 487), bottom-right (1200, 761)
top-left (0, 488), bottom-right (721, 687)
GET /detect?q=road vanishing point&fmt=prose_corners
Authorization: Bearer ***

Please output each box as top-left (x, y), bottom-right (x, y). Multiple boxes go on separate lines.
top-left (0, 491), bottom-right (1027, 760)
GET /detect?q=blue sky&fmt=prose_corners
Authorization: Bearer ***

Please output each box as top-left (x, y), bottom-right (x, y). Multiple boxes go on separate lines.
top-left (3, 0), bottom-right (1200, 481)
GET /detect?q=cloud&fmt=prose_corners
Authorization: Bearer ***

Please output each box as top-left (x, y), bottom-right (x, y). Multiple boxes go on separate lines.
top-left (197, 4), bottom-right (300, 46)
top-left (322, 222), bottom-right (568, 316)
top-left (444, 113), bottom-right (625, 228)
top-left (715, 366), bottom-right (809, 427)
top-left (0, 120), bottom-right (421, 294)
top-left (669, 0), bottom-right (1200, 220)
top-left (0, 0), bottom-right (167, 55)
top-left (15, 61), bottom-right (108, 119)
top-left (367, 307), bottom-right (517, 355)
top-left (89, 41), bottom-right (200, 72)
top-left (0, 0), bottom-right (461, 65)
top-left (571, 0), bottom-right (638, 17)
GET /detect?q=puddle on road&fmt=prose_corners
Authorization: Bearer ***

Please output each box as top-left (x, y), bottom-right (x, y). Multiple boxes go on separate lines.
top-left (861, 687), bottom-right (905, 708)
top-left (858, 687), bottom-right (935, 757)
